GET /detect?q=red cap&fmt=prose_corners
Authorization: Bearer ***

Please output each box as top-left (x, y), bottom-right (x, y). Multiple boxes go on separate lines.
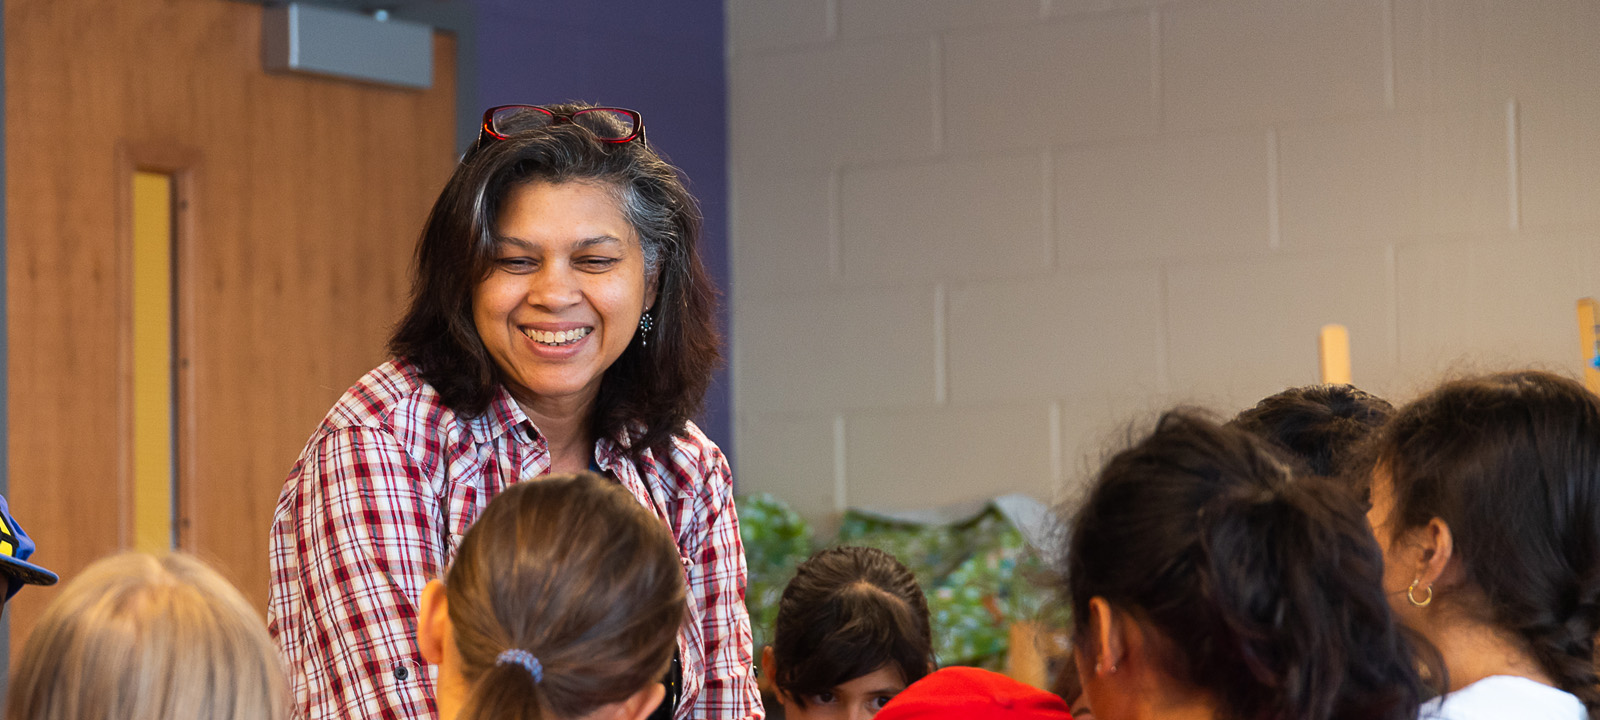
top-left (875, 667), bottom-right (1074, 720)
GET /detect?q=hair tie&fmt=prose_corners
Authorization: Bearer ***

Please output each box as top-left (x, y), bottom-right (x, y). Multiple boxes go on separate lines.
top-left (496, 648), bottom-right (543, 683)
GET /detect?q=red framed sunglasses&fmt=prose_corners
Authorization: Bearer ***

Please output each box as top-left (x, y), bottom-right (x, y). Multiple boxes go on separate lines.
top-left (477, 105), bottom-right (646, 147)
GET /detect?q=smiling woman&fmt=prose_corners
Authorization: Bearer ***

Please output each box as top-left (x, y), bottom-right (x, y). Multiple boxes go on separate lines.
top-left (471, 180), bottom-right (656, 470)
top-left (266, 104), bottom-right (756, 720)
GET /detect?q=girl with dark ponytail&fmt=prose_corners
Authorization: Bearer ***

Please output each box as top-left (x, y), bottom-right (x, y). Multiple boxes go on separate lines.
top-left (1062, 411), bottom-right (1433, 720)
top-left (417, 472), bottom-right (687, 720)
top-left (1366, 371), bottom-right (1600, 719)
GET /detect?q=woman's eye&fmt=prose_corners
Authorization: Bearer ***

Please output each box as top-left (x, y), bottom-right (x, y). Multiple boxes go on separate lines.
top-left (869, 695), bottom-right (894, 711)
top-left (811, 692), bottom-right (837, 705)
top-left (496, 257), bottom-right (536, 272)
top-left (576, 256), bottom-right (620, 270)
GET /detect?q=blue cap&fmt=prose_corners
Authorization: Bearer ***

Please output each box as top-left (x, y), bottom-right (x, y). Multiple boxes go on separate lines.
top-left (0, 495), bottom-right (58, 600)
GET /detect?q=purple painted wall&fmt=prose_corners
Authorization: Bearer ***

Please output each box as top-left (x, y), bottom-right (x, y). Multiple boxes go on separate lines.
top-left (470, 1), bottom-right (733, 456)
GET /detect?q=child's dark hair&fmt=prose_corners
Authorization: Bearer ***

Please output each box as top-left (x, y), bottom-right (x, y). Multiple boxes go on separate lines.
top-left (445, 472), bottom-right (686, 720)
top-left (1065, 411), bottom-right (1433, 720)
top-left (770, 546), bottom-right (933, 706)
top-left (1229, 384), bottom-right (1394, 498)
top-left (1371, 371), bottom-right (1600, 716)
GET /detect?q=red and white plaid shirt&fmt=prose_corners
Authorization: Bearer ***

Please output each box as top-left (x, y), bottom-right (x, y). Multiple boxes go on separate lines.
top-left (268, 360), bottom-right (762, 720)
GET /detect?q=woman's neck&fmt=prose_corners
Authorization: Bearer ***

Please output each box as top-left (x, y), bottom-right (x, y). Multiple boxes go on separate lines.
top-left (516, 396), bottom-right (596, 474)
top-left (1122, 693), bottom-right (1221, 720)
top-left (1096, 663), bottom-right (1222, 720)
top-left (1422, 609), bottom-right (1553, 692)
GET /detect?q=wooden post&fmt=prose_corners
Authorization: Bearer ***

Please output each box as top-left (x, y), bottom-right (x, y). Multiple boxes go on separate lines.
top-left (1004, 621), bottom-right (1070, 689)
top-left (1319, 324), bottom-right (1352, 385)
top-left (1578, 299), bottom-right (1600, 394)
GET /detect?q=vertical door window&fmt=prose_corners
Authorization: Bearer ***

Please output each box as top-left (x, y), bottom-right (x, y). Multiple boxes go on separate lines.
top-left (132, 171), bottom-right (177, 554)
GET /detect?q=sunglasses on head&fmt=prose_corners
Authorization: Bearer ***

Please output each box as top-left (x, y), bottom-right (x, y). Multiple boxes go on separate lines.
top-left (476, 104), bottom-right (646, 151)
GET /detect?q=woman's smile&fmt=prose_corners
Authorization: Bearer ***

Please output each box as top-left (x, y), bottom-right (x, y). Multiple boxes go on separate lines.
top-left (518, 325), bottom-right (594, 360)
top-left (521, 326), bottom-right (593, 347)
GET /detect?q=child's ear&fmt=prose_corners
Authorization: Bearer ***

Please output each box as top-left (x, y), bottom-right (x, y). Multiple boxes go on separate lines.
top-left (761, 646), bottom-right (790, 707)
top-left (1088, 597), bottom-right (1127, 676)
top-left (417, 579), bottom-right (450, 665)
top-left (1418, 517), bottom-right (1456, 585)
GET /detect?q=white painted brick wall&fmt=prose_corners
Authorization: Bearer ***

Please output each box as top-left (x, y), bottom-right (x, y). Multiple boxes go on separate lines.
top-left (728, 0), bottom-right (1600, 527)
top-left (1276, 115), bottom-right (1424, 247)
top-left (735, 286), bottom-right (938, 413)
top-left (1165, 247), bottom-right (1400, 402)
top-left (839, 153), bottom-right (1050, 282)
top-left (946, 270), bottom-right (1165, 403)
top-left (1055, 131), bottom-right (1271, 266)
top-left (943, 14), bottom-right (1157, 151)
top-left (730, 38), bottom-right (938, 170)
top-left (844, 404), bottom-right (1057, 508)
top-left (838, 0), bottom-right (1039, 39)
top-left (1396, 233), bottom-right (1600, 375)
top-left (1161, 0), bottom-right (1391, 130)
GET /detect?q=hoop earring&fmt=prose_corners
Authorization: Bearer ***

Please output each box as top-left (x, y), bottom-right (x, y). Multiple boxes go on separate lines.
top-left (1407, 578), bottom-right (1433, 607)
top-left (637, 309), bottom-right (655, 347)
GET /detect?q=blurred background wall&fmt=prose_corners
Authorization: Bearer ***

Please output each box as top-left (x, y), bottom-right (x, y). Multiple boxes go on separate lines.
top-left (725, 0), bottom-right (1600, 532)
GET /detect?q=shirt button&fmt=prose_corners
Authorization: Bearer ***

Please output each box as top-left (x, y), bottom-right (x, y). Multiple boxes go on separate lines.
top-left (393, 665), bottom-right (409, 681)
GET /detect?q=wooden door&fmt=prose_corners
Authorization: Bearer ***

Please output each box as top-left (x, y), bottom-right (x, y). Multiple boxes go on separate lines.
top-left (6, 0), bottom-right (457, 650)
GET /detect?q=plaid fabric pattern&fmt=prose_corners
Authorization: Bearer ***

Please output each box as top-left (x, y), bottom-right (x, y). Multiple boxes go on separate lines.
top-left (268, 360), bottom-right (762, 720)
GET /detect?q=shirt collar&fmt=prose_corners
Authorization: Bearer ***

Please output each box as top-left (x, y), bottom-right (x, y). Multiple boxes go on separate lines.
top-left (593, 433), bottom-right (633, 471)
top-left (467, 384), bottom-right (531, 445)
top-left (468, 384), bottom-right (651, 468)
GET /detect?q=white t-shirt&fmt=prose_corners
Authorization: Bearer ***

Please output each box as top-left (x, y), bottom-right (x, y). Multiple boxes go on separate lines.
top-left (1420, 676), bottom-right (1585, 720)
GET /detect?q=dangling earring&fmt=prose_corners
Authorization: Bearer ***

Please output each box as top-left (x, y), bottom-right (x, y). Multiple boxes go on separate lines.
top-left (1407, 577), bottom-right (1433, 607)
top-left (637, 309), bottom-right (655, 347)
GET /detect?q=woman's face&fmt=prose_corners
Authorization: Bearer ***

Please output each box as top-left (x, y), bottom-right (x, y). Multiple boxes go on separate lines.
top-left (1367, 465), bottom-right (1419, 620)
top-left (472, 180), bottom-right (653, 413)
top-left (779, 665), bottom-right (907, 720)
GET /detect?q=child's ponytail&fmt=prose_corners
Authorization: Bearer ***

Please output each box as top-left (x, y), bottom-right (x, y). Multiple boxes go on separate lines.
top-left (446, 472), bottom-right (686, 720)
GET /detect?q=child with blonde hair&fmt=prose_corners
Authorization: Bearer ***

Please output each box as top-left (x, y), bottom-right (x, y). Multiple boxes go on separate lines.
top-left (5, 551), bottom-right (287, 720)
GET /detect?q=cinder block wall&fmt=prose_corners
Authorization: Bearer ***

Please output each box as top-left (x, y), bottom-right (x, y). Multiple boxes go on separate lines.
top-left (727, 0), bottom-right (1600, 528)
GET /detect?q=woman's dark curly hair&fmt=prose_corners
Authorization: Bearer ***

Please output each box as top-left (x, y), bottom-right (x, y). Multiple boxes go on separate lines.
top-left (389, 103), bottom-right (721, 459)
top-left (1370, 371), bottom-right (1600, 717)
top-left (770, 546), bottom-right (934, 707)
top-left (1065, 411), bottom-right (1437, 720)
top-left (1229, 383), bottom-right (1395, 501)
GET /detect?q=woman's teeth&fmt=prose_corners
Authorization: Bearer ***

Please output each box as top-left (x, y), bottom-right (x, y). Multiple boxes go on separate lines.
top-left (523, 327), bottom-right (592, 346)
